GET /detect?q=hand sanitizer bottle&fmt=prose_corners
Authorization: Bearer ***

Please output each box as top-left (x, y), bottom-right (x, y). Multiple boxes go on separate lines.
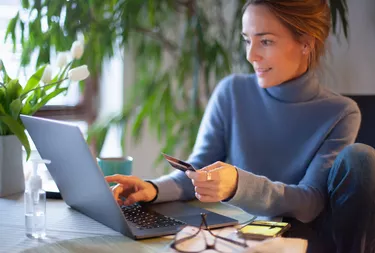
top-left (24, 159), bottom-right (50, 239)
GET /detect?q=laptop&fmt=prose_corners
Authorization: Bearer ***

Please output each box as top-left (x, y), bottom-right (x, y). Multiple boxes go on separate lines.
top-left (21, 115), bottom-right (238, 239)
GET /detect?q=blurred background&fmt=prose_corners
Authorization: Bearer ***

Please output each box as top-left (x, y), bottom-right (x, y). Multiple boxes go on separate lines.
top-left (1, 0), bottom-right (374, 180)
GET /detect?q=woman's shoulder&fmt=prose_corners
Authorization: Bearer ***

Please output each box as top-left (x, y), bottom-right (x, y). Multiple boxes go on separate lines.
top-left (318, 86), bottom-right (360, 115)
top-left (214, 73), bottom-right (258, 93)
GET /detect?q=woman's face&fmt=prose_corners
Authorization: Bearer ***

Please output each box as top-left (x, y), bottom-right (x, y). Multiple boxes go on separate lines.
top-left (242, 4), bottom-right (309, 88)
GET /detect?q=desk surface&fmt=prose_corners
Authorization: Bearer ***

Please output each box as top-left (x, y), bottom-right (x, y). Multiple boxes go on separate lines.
top-left (0, 194), bottom-right (256, 253)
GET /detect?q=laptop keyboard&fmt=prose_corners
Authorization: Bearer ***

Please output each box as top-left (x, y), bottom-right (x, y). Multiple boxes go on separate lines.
top-left (121, 203), bottom-right (186, 230)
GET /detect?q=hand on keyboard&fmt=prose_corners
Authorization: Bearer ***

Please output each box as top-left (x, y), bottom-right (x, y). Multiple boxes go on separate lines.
top-left (121, 203), bottom-right (186, 230)
top-left (105, 175), bottom-right (158, 206)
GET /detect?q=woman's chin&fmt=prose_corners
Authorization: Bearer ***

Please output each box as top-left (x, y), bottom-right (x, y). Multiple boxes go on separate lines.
top-left (256, 77), bottom-right (276, 88)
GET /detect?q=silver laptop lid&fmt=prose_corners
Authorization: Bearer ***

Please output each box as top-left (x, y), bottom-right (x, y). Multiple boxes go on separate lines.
top-left (21, 115), bottom-right (131, 236)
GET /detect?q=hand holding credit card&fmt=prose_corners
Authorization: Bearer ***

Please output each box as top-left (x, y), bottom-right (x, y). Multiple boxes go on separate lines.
top-left (162, 153), bottom-right (196, 172)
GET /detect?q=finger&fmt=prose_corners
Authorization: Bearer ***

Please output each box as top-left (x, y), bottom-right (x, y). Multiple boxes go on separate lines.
top-left (185, 170), bottom-right (203, 181)
top-left (204, 167), bottom-right (224, 181)
top-left (188, 169), bottom-right (223, 182)
top-left (111, 184), bottom-right (124, 200)
top-left (110, 182), bottom-right (140, 206)
top-left (105, 174), bottom-right (140, 185)
top-left (192, 180), bottom-right (217, 189)
top-left (200, 161), bottom-right (223, 171)
top-left (195, 192), bottom-right (219, 202)
top-left (185, 170), bottom-right (212, 182)
top-left (117, 184), bottom-right (140, 200)
top-left (123, 190), bottom-right (148, 206)
top-left (118, 188), bottom-right (135, 199)
top-left (195, 186), bottom-right (217, 196)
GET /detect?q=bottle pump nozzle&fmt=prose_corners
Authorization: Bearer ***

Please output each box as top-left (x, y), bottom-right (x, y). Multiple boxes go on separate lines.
top-left (28, 159), bottom-right (51, 191)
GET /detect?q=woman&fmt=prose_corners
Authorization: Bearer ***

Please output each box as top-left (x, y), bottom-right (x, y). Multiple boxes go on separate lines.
top-left (106, 1), bottom-right (375, 252)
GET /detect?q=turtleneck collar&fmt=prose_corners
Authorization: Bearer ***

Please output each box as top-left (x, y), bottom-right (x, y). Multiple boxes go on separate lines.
top-left (265, 71), bottom-right (320, 103)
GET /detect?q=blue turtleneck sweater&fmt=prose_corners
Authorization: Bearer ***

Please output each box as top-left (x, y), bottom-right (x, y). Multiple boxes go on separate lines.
top-left (151, 72), bottom-right (361, 223)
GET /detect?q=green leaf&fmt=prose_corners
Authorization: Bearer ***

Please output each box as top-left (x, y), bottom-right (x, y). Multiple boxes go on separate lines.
top-left (20, 21), bottom-right (25, 45)
top-left (4, 12), bottom-right (19, 52)
top-left (22, 0), bottom-right (29, 9)
top-left (30, 89), bottom-right (41, 107)
top-left (0, 104), bottom-right (9, 135)
top-left (87, 123), bottom-right (110, 157)
top-left (6, 79), bottom-right (22, 101)
top-left (22, 65), bottom-right (47, 95)
top-left (0, 115), bottom-right (31, 160)
top-left (20, 42), bottom-right (32, 66)
top-left (336, 1), bottom-right (349, 38)
top-left (0, 87), bottom-right (6, 106)
top-left (36, 44), bottom-right (50, 67)
top-left (0, 59), bottom-right (10, 83)
top-left (330, 0), bottom-right (349, 38)
top-left (119, 123), bottom-right (127, 156)
top-left (131, 106), bottom-right (147, 143)
top-left (20, 101), bottom-right (32, 115)
top-left (0, 103), bottom-right (5, 114)
top-left (21, 90), bottom-right (37, 115)
top-left (9, 98), bottom-right (22, 120)
top-left (29, 88), bottom-right (67, 114)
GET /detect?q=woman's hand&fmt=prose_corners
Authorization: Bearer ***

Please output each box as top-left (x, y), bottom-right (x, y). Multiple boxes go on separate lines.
top-left (185, 161), bottom-right (238, 202)
top-left (105, 174), bottom-right (157, 206)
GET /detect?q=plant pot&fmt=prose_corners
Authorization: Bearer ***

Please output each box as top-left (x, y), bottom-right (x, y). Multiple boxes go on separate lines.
top-left (0, 135), bottom-right (25, 197)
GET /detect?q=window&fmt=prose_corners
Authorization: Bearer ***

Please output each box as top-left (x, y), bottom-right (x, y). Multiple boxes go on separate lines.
top-left (1, 1), bottom-right (124, 162)
top-left (0, 1), bottom-right (81, 107)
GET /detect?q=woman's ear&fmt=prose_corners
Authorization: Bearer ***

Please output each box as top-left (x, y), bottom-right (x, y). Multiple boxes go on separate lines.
top-left (301, 35), bottom-right (315, 55)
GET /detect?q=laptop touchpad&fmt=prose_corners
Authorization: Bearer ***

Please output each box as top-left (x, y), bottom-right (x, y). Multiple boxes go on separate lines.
top-left (147, 201), bottom-right (237, 229)
top-left (148, 201), bottom-right (203, 217)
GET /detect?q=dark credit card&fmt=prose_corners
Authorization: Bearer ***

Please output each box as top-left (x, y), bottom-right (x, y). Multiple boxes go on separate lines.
top-left (162, 153), bottom-right (196, 172)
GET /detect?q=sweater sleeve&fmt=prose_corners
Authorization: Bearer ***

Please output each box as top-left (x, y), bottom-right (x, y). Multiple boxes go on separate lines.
top-left (150, 76), bottom-right (232, 203)
top-left (226, 109), bottom-right (361, 223)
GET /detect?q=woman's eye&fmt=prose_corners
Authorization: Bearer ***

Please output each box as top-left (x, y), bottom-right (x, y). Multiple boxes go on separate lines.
top-left (261, 39), bottom-right (273, 46)
top-left (242, 38), bottom-right (251, 45)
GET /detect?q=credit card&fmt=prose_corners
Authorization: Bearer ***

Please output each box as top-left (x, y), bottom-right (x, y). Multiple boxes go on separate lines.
top-left (162, 153), bottom-right (196, 172)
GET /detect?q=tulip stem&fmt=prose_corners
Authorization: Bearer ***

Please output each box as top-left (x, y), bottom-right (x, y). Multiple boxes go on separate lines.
top-left (21, 78), bottom-right (68, 98)
top-left (45, 78), bottom-right (69, 87)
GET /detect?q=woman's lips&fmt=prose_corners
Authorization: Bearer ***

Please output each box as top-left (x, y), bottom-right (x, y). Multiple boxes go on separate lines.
top-left (255, 68), bottom-right (272, 77)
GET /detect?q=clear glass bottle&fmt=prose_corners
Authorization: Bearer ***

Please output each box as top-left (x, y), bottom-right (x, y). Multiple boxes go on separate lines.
top-left (24, 159), bottom-right (50, 239)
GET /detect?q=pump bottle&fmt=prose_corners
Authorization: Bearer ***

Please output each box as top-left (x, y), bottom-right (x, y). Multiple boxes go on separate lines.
top-left (24, 159), bottom-right (50, 239)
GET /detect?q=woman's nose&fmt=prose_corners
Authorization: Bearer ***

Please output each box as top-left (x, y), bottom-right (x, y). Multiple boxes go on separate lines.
top-left (247, 44), bottom-right (262, 64)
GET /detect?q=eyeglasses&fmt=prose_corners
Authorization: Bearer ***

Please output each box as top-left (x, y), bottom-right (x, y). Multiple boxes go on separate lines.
top-left (170, 213), bottom-right (248, 253)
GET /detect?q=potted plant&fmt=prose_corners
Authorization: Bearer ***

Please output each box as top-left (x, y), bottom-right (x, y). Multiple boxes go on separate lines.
top-left (0, 41), bottom-right (90, 197)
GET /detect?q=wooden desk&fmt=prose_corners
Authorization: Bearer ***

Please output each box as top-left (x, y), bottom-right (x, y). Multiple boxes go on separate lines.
top-left (0, 194), bottom-right (256, 253)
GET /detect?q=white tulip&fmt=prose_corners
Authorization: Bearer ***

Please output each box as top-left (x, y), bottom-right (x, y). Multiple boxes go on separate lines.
top-left (70, 40), bottom-right (84, 59)
top-left (41, 64), bottom-right (53, 84)
top-left (56, 52), bottom-right (68, 68)
top-left (68, 65), bottom-right (90, 81)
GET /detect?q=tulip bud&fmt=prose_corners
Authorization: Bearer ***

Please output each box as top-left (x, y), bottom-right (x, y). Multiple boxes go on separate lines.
top-left (68, 65), bottom-right (90, 81)
top-left (56, 52), bottom-right (68, 68)
top-left (41, 65), bottom-right (53, 84)
top-left (70, 40), bottom-right (84, 59)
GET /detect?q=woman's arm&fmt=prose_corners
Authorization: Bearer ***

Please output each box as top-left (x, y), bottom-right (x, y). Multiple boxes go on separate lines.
top-left (150, 76), bottom-right (233, 203)
top-left (227, 111), bottom-right (361, 223)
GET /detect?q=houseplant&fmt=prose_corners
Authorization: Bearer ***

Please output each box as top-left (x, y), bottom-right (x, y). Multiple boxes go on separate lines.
top-left (0, 41), bottom-right (90, 197)
top-left (6, 0), bottom-right (349, 172)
